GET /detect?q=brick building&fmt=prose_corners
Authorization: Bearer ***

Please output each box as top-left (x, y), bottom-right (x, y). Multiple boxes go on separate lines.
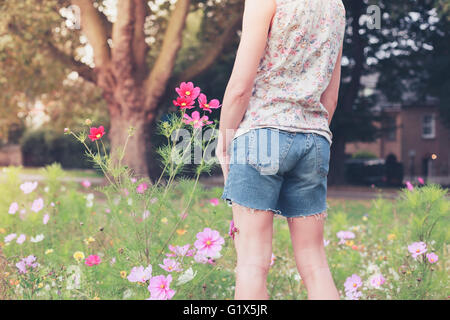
top-left (346, 103), bottom-right (450, 186)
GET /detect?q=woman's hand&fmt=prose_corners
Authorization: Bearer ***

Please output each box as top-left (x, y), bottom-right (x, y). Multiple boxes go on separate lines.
top-left (216, 138), bottom-right (230, 184)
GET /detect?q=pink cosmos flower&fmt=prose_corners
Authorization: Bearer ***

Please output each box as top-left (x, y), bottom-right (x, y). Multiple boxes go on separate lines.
top-left (166, 244), bottom-right (193, 257)
top-left (159, 258), bottom-right (182, 273)
top-left (417, 177), bottom-right (425, 185)
top-left (85, 255), bottom-right (101, 266)
top-left (369, 274), bottom-right (386, 289)
top-left (194, 228), bottom-right (225, 257)
top-left (16, 234), bottom-right (26, 244)
top-left (209, 198), bottom-right (219, 206)
top-left (20, 181), bottom-right (38, 194)
top-left (175, 82), bottom-right (201, 100)
top-left (336, 231), bottom-right (355, 244)
top-left (173, 96), bottom-right (195, 110)
top-left (183, 111), bottom-right (213, 128)
top-left (19, 209), bottom-right (26, 220)
top-left (179, 211), bottom-right (188, 220)
top-left (405, 180), bottom-right (414, 191)
top-left (193, 251), bottom-right (209, 264)
top-left (16, 260), bottom-right (27, 274)
top-left (31, 198), bottom-right (44, 213)
top-left (127, 265), bottom-right (152, 283)
top-left (147, 275), bottom-right (175, 300)
top-left (4, 233), bottom-right (17, 243)
top-left (198, 93), bottom-right (221, 113)
top-left (130, 177), bottom-right (137, 183)
top-left (122, 188), bottom-right (129, 197)
top-left (228, 220), bottom-right (238, 240)
top-left (408, 241), bottom-right (427, 259)
top-left (16, 255), bottom-right (38, 274)
top-left (43, 214), bottom-right (50, 225)
top-left (270, 253), bottom-right (276, 266)
top-left (9, 202), bottom-right (19, 215)
top-left (136, 183), bottom-right (148, 194)
top-left (143, 210), bottom-right (150, 220)
top-left (81, 180), bottom-right (91, 188)
top-left (426, 252), bottom-right (438, 264)
top-left (344, 274), bottom-right (363, 293)
top-left (346, 289), bottom-right (362, 300)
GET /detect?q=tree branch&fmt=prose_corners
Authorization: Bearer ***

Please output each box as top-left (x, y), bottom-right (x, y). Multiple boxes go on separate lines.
top-left (144, 0), bottom-right (191, 110)
top-left (7, 22), bottom-right (96, 83)
top-left (175, 12), bottom-right (242, 83)
top-left (98, 9), bottom-right (113, 40)
top-left (71, 0), bottom-right (111, 68)
top-left (111, 0), bottom-right (135, 80)
top-left (133, 0), bottom-right (150, 80)
top-left (45, 41), bottom-right (96, 82)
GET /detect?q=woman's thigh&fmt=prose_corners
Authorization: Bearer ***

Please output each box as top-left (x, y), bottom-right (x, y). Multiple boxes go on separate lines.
top-left (232, 203), bottom-right (274, 267)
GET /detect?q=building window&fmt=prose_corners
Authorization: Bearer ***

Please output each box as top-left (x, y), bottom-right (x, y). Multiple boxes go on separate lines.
top-left (422, 114), bottom-right (436, 139)
top-left (385, 117), bottom-right (397, 141)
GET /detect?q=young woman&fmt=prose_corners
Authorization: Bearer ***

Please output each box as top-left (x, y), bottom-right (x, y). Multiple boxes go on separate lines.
top-left (216, 0), bottom-right (346, 300)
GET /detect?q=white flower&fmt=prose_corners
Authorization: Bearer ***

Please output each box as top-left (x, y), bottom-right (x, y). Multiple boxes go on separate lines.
top-left (389, 267), bottom-right (400, 281)
top-left (30, 234), bottom-right (45, 243)
top-left (85, 193), bottom-right (94, 208)
top-left (20, 181), bottom-right (38, 194)
top-left (123, 289), bottom-right (134, 299)
top-left (366, 262), bottom-right (380, 274)
top-left (176, 267), bottom-right (197, 285)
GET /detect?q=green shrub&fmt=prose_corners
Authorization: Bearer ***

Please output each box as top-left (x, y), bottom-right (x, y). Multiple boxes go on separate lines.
top-left (352, 150), bottom-right (378, 159)
top-left (20, 128), bottom-right (98, 169)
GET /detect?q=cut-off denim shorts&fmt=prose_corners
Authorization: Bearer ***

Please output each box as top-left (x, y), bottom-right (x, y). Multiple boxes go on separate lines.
top-left (221, 127), bottom-right (331, 219)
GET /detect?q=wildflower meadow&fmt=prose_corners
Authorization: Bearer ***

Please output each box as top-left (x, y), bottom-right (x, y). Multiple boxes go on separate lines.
top-left (0, 82), bottom-right (448, 300)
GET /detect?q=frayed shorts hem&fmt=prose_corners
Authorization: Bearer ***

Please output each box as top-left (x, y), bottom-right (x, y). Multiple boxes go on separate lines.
top-left (221, 196), bottom-right (328, 221)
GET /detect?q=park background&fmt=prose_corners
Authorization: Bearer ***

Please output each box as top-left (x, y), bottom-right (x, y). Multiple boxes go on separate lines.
top-left (0, 0), bottom-right (449, 300)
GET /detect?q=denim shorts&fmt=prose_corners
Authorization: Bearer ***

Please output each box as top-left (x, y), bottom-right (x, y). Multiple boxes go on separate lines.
top-left (221, 128), bottom-right (331, 219)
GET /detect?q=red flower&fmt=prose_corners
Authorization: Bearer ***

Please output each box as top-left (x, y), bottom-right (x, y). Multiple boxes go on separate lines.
top-left (88, 126), bottom-right (106, 141)
top-left (175, 82), bottom-right (201, 100)
top-left (173, 96), bottom-right (195, 110)
top-left (198, 93), bottom-right (221, 113)
top-left (85, 255), bottom-right (101, 266)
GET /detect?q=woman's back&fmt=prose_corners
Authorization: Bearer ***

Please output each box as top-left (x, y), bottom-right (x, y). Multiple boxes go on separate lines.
top-left (235, 0), bottom-right (346, 147)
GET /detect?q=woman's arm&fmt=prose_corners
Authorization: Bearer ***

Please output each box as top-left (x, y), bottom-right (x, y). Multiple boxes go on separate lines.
top-left (321, 44), bottom-right (343, 126)
top-left (216, 0), bottom-right (276, 181)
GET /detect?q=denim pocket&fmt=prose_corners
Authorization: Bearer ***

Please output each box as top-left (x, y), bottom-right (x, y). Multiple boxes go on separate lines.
top-left (247, 128), bottom-right (284, 175)
top-left (312, 133), bottom-right (331, 177)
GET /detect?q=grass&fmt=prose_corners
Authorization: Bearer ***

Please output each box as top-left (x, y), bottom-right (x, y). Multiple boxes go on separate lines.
top-left (0, 165), bottom-right (448, 300)
top-left (0, 166), bottom-right (103, 179)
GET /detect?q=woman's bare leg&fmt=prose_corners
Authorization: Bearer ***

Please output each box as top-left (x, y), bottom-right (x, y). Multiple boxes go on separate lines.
top-left (287, 212), bottom-right (340, 300)
top-left (232, 203), bottom-right (274, 300)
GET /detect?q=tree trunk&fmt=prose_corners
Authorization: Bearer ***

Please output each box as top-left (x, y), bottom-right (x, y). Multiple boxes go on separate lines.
top-left (109, 110), bottom-right (151, 178)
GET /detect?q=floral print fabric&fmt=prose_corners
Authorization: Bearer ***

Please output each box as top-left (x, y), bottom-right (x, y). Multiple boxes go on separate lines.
top-left (234, 0), bottom-right (346, 147)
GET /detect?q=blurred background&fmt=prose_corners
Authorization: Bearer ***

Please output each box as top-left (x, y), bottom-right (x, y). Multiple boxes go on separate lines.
top-left (0, 0), bottom-right (449, 188)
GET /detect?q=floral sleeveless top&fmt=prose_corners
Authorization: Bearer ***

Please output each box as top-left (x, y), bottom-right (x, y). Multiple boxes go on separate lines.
top-left (234, 0), bottom-right (346, 147)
